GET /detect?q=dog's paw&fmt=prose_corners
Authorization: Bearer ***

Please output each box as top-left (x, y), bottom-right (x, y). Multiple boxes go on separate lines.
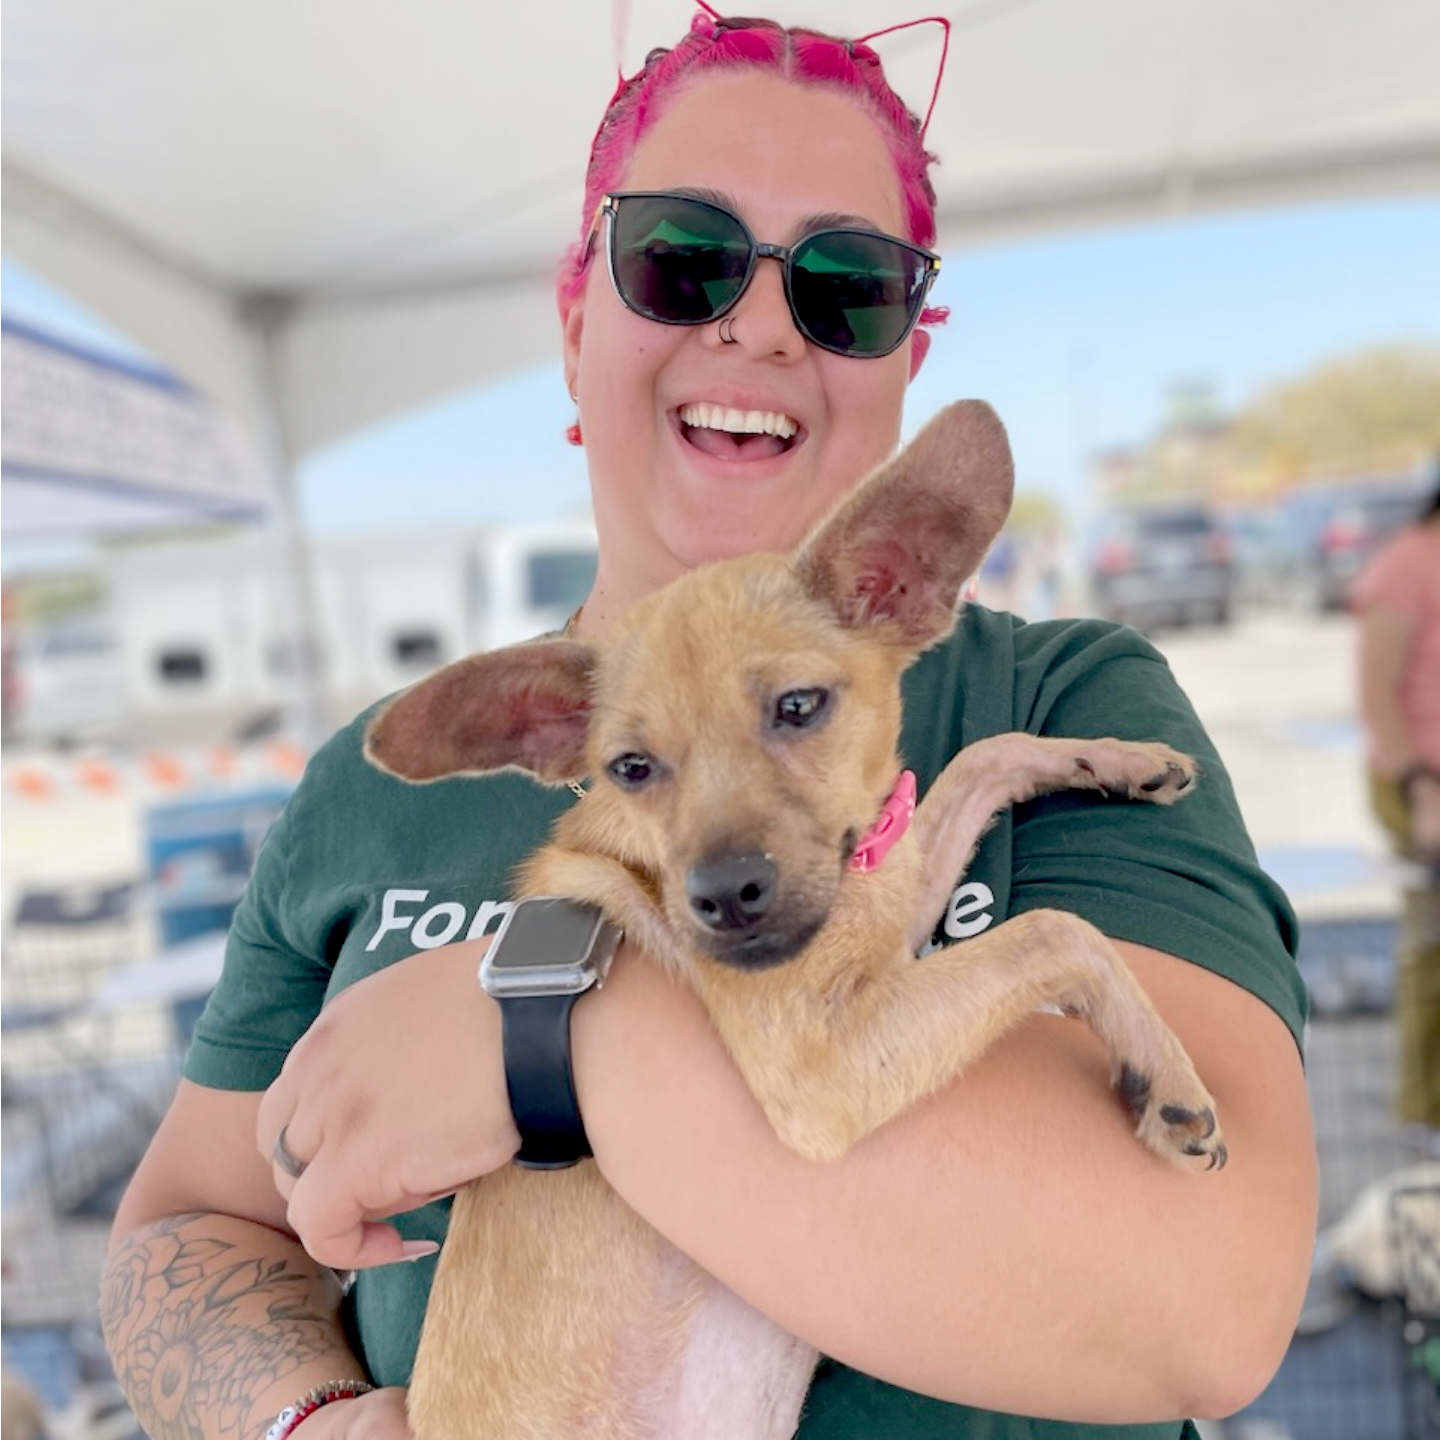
top-left (1072, 741), bottom-right (1198, 805)
top-left (1118, 1062), bottom-right (1228, 1171)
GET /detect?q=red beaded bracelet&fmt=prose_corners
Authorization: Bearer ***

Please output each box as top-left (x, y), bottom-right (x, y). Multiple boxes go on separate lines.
top-left (264, 1381), bottom-right (376, 1440)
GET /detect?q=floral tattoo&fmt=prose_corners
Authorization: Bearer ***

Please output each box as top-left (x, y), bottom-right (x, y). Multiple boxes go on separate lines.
top-left (100, 1214), bottom-right (347, 1440)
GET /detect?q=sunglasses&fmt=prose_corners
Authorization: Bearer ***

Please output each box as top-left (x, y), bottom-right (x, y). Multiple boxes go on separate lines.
top-left (588, 191), bottom-right (941, 359)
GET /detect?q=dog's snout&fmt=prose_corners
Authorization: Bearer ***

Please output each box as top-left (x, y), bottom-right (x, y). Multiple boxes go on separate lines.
top-left (686, 851), bottom-right (777, 933)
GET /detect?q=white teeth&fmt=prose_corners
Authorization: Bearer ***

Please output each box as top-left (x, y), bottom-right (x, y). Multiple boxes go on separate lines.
top-left (679, 403), bottom-right (799, 440)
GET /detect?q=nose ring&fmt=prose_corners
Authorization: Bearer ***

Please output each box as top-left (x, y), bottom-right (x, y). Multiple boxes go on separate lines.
top-left (718, 317), bottom-right (738, 345)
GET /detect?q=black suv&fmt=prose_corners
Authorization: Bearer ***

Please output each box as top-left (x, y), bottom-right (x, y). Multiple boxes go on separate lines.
top-left (1087, 502), bottom-right (1234, 630)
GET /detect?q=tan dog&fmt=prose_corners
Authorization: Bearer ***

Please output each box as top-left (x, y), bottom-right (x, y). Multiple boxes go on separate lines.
top-left (364, 400), bottom-right (1226, 1440)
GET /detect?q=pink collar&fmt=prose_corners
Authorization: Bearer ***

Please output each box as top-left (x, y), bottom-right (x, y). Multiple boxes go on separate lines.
top-left (848, 770), bottom-right (917, 874)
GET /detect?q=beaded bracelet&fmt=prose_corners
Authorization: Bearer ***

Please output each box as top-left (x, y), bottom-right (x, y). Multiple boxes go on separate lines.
top-left (264, 1380), bottom-right (376, 1440)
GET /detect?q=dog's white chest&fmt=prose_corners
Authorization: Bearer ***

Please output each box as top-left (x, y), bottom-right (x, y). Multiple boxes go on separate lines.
top-left (659, 1268), bottom-right (816, 1439)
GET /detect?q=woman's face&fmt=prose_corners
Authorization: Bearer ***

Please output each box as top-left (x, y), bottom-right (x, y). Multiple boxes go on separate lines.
top-left (565, 69), bottom-right (921, 613)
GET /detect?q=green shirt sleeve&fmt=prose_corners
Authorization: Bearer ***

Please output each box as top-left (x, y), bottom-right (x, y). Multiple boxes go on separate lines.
top-left (182, 730), bottom-right (347, 1091)
top-left (1007, 618), bottom-right (1307, 1050)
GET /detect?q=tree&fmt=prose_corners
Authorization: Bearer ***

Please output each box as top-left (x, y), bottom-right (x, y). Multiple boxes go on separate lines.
top-left (1229, 344), bottom-right (1440, 490)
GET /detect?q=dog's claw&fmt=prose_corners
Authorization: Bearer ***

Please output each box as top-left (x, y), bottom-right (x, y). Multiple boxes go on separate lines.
top-left (1183, 1138), bottom-right (1228, 1171)
top-left (1072, 745), bottom-right (1197, 805)
top-left (1140, 762), bottom-right (1185, 793)
top-left (1138, 1090), bottom-right (1226, 1172)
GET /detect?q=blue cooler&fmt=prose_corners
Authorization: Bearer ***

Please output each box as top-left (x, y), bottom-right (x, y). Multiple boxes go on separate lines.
top-left (144, 785), bottom-right (293, 1038)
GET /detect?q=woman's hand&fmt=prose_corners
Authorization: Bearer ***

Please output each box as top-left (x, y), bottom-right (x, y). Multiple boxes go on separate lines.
top-left (256, 940), bottom-right (520, 1270)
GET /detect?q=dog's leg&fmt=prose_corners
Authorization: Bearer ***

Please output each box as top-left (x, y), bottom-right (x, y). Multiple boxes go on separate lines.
top-left (522, 847), bottom-right (685, 977)
top-left (409, 1165), bottom-right (717, 1440)
top-left (712, 907), bottom-right (1224, 1172)
top-left (907, 735), bottom-right (1197, 952)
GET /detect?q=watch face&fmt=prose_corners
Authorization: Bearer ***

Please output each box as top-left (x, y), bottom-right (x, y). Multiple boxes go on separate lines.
top-left (482, 897), bottom-right (621, 997)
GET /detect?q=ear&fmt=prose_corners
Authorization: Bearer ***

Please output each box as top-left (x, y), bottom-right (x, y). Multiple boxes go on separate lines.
top-left (561, 286), bottom-right (586, 406)
top-left (363, 638), bottom-right (596, 785)
top-left (794, 399), bottom-right (1014, 649)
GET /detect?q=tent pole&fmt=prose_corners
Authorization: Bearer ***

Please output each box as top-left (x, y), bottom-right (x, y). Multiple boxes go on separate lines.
top-left (241, 296), bottom-right (329, 757)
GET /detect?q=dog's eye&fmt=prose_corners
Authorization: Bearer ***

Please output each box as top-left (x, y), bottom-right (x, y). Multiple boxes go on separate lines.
top-left (607, 752), bottom-right (655, 788)
top-left (774, 688), bottom-right (829, 729)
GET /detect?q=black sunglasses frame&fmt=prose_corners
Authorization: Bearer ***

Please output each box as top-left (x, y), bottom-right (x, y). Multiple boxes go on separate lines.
top-left (587, 190), bottom-right (941, 359)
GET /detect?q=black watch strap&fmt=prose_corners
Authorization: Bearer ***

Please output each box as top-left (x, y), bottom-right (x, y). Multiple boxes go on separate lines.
top-left (498, 993), bottom-right (590, 1169)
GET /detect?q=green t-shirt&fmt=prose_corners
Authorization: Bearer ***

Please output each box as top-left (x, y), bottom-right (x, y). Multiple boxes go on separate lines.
top-left (185, 608), bottom-right (1304, 1440)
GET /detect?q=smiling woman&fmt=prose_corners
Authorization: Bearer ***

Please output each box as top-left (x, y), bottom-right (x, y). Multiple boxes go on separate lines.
top-left (563, 68), bottom-right (924, 601)
top-left (101, 11), bottom-right (1315, 1440)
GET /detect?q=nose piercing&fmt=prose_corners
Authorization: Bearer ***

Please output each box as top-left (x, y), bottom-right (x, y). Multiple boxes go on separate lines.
top-left (718, 317), bottom-right (738, 345)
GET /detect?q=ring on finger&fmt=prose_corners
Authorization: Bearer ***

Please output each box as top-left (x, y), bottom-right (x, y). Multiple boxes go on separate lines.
top-left (273, 1125), bottom-right (309, 1180)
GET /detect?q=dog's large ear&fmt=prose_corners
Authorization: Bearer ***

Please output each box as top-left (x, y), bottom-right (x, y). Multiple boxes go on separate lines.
top-left (794, 400), bottom-right (1014, 648)
top-left (363, 638), bottom-right (596, 785)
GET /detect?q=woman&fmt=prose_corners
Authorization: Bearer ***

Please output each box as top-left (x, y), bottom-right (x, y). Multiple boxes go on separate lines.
top-left (101, 14), bottom-right (1317, 1440)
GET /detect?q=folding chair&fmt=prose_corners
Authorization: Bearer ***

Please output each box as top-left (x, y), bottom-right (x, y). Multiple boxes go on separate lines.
top-left (2, 881), bottom-right (178, 1218)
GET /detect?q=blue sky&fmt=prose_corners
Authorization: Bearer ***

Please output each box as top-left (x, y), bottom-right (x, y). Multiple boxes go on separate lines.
top-left (4, 194), bottom-right (1438, 558)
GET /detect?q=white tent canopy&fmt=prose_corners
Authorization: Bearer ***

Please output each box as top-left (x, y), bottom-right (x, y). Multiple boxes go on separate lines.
top-left (5, 0), bottom-right (1439, 463)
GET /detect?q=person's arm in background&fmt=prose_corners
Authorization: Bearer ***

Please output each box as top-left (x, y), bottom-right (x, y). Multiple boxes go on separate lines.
top-left (1358, 599), bottom-right (1440, 858)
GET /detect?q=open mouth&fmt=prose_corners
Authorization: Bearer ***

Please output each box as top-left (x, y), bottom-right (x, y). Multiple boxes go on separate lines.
top-left (678, 402), bottom-right (800, 462)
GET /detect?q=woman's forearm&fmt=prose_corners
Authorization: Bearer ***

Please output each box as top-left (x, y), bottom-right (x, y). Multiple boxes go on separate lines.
top-left (574, 942), bottom-right (1315, 1424)
top-left (101, 1211), bottom-right (364, 1440)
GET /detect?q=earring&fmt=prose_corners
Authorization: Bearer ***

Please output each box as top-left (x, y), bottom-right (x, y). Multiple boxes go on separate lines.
top-left (566, 420), bottom-right (583, 446)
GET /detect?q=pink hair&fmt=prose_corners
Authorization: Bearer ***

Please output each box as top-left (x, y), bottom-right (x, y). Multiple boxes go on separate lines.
top-left (557, 11), bottom-right (949, 344)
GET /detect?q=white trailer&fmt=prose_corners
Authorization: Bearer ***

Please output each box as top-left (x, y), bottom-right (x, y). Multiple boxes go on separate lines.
top-left (101, 520), bottom-right (597, 743)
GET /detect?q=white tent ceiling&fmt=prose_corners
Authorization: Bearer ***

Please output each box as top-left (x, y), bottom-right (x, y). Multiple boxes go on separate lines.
top-left (5, 0), bottom-right (1439, 464)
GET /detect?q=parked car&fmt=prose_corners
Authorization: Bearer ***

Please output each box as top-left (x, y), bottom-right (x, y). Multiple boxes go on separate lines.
top-left (1278, 476), bottom-right (1432, 612)
top-left (1087, 502), bottom-right (1235, 630)
top-left (1223, 505), bottom-right (1300, 610)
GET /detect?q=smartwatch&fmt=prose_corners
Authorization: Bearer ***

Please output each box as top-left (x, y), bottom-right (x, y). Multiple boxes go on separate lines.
top-left (480, 897), bottom-right (623, 1169)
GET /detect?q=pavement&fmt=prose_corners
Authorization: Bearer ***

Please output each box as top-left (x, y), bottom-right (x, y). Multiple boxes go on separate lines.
top-left (1154, 608), bottom-right (1398, 916)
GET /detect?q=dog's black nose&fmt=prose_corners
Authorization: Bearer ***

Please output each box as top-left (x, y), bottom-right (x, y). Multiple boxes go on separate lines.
top-left (686, 851), bottom-right (777, 932)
